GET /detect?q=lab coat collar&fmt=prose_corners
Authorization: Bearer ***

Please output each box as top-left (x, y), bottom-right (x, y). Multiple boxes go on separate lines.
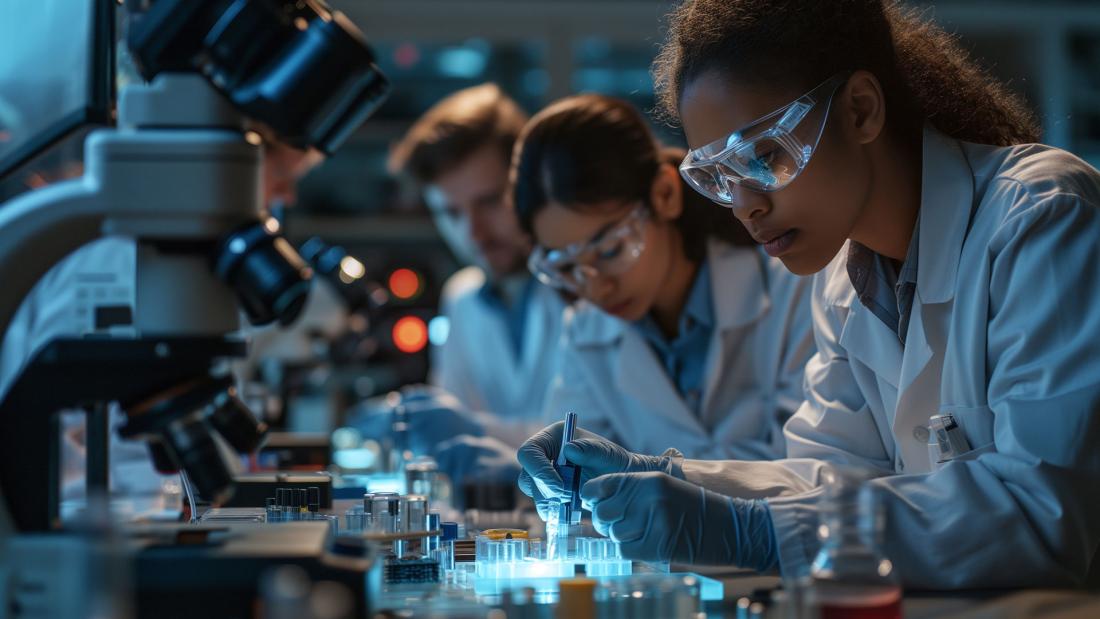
top-left (568, 239), bottom-right (770, 347)
top-left (835, 127), bottom-right (973, 394)
top-left (917, 125), bottom-right (975, 305)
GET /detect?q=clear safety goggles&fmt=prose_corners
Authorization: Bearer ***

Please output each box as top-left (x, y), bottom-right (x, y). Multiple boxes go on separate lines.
top-left (527, 204), bottom-right (648, 293)
top-left (679, 72), bottom-right (850, 206)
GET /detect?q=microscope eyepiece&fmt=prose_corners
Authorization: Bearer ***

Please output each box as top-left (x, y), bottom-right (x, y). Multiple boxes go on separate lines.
top-left (214, 221), bottom-right (313, 327)
top-left (127, 0), bottom-right (390, 154)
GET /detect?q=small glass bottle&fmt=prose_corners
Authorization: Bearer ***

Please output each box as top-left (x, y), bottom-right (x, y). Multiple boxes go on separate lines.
top-left (799, 470), bottom-right (902, 619)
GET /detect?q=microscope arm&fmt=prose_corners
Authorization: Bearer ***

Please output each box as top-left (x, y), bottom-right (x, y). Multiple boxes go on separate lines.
top-left (0, 177), bottom-right (106, 348)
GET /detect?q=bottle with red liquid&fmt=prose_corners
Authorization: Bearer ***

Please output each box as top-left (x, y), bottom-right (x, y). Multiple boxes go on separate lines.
top-left (798, 468), bottom-right (902, 619)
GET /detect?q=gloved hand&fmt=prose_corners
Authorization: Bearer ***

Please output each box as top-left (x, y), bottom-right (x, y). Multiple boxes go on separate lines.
top-left (516, 421), bottom-right (681, 511)
top-left (433, 434), bottom-right (520, 487)
top-left (349, 388), bottom-right (484, 455)
top-left (580, 471), bottom-right (778, 571)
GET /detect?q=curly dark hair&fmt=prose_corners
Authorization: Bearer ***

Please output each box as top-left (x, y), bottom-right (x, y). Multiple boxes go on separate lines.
top-left (652, 0), bottom-right (1040, 147)
top-left (511, 94), bottom-right (752, 263)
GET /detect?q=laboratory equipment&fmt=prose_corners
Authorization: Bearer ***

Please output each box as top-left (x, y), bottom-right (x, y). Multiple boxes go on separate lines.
top-left (595, 574), bottom-right (707, 618)
top-left (928, 413), bottom-right (972, 466)
top-left (557, 578), bottom-right (597, 619)
top-left (397, 494), bottom-right (429, 557)
top-left (383, 558), bottom-right (441, 584)
top-left (298, 237), bottom-right (387, 316)
top-left (0, 0), bottom-right (389, 532)
top-left (222, 472), bottom-right (334, 508)
top-left (406, 457), bottom-right (452, 505)
top-left (432, 521), bottom-right (459, 582)
top-left (797, 469), bottom-right (902, 619)
top-left (263, 485), bottom-right (338, 534)
top-left (555, 411), bottom-right (583, 527)
top-left (342, 491), bottom-right (446, 584)
top-left (129, 522), bottom-right (380, 618)
top-left (472, 530), bottom-right (632, 594)
top-left (546, 411), bottom-right (583, 562)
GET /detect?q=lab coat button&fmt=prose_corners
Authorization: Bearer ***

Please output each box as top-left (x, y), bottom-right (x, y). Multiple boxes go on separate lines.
top-left (913, 425), bottom-right (931, 443)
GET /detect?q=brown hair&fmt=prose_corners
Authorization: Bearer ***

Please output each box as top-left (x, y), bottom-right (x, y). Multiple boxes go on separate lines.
top-left (388, 83), bottom-right (529, 183)
top-left (511, 94), bottom-right (752, 263)
top-left (652, 0), bottom-right (1040, 147)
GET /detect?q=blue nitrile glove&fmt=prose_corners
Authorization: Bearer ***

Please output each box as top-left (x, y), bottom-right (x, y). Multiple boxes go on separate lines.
top-left (580, 471), bottom-right (778, 570)
top-left (349, 389), bottom-right (484, 455)
top-left (433, 434), bottom-right (519, 486)
top-left (516, 421), bottom-right (682, 519)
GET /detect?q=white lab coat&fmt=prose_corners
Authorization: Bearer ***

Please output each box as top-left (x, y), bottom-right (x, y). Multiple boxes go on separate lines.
top-left (0, 237), bottom-right (136, 399)
top-left (542, 240), bottom-right (815, 459)
top-left (432, 267), bottom-right (566, 445)
top-left (0, 237), bottom-right (173, 497)
top-left (676, 127), bottom-right (1100, 588)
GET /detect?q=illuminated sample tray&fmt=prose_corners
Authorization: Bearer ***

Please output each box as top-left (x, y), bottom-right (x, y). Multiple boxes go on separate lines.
top-left (471, 534), bottom-right (633, 594)
top-left (470, 568), bottom-right (724, 602)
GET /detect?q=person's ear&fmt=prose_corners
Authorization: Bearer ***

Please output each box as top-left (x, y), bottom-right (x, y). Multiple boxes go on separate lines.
top-left (839, 70), bottom-right (886, 145)
top-left (649, 163), bottom-right (684, 222)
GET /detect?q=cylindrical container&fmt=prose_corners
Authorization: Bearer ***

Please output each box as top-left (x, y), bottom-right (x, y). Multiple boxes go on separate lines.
top-left (526, 537), bottom-right (543, 561)
top-left (398, 495), bottom-right (429, 558)
top-left (318, 513), bottom-right (339, 537)
top-left (307, 487), bottom-right (320, 514)
top-left (360, 492), bottom-right (376, 532)
top-left (370, 492), bottom-right (401, 557)
top-left (557, 578), bottom-right (596, 619)
top-left (370, 493), bottom-right (401, 533)
top-left (297, 489), bottom-right (309, 517)
top-left (266, 497), bottom-right (281, 523)
top-left (503, 538), bottom-right (527, 563)
top-left (427, 513), bottom-right (442, 553)
top-left (405, 458), bottom-right (439, 499)
top-left (344, 504), bottom-right (363, 533)
top-left (432, 521), bottom-right (459, 584)
top-left (800, 470), bottom-right (902, 619)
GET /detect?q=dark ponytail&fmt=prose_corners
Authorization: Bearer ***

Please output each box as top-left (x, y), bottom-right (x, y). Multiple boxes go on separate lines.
top-left (512, 94), bottom-right (751, 263)
top-left (653, 0), bottom-right (1040, 147)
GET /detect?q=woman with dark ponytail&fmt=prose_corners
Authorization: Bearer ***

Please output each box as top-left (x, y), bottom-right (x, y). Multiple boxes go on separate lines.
top-left (511, 94), bottom-right (814, 477)
top-left (518, 0), bottom-right (1100, 588)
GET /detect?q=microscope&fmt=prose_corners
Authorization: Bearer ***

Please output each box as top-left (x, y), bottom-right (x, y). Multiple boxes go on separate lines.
top-left (0, 0), bottom-right (390, 533)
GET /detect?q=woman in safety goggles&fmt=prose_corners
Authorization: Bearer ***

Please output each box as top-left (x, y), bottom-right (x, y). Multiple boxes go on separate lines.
top-left (510, 93), bottom-right (815, 497)
top-left (515, 0), bottom-right (1100, 590)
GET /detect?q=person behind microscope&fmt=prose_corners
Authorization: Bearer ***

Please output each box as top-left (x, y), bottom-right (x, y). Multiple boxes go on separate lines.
top-left (367, 84), bottom-right (567, 485)
top-left (510, 94), bottom-right (814, 522)
top-left (517, 0), bottom-right (1100, 590)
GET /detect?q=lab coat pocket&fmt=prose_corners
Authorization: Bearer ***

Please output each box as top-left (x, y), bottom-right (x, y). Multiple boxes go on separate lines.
top-left (927, 404), bottom-right (996, 470)
top-left (947, 404), bottom-right (995, 450)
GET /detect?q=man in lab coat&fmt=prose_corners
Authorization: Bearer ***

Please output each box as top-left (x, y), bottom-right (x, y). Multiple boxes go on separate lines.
top-left (385, 84), bottom-right (566, 482)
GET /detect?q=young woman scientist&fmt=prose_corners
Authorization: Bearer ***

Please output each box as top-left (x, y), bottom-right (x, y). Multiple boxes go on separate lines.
top-left (511, 94), bottom-right (815, 476)
top-left (517, 0), bottom-right (1100, 589)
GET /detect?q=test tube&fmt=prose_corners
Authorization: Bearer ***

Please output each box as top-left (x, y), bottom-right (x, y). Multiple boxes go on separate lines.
top-left (307, 487), bottom-right (320, 514)
top-left (297, 489), bottom-right (309, 517)
top-left (370, 493), bottom-right (401, 533)
top-left (344, 504), bottom-right (364, 532)
top-left (405, 458), bottom-right (439, 499)
top-left (282, 488), bottom-right (300, 521)
top-left (399, 495), bottom-right (429, 558)
top-left (371, 492), bottom-right (402, 557)
top-left (427, 513), bottom-right (442, 554)
top-left (361, 492), bottom-right (376, 531)
top-left (436, 521), bottom-right (458, 574)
